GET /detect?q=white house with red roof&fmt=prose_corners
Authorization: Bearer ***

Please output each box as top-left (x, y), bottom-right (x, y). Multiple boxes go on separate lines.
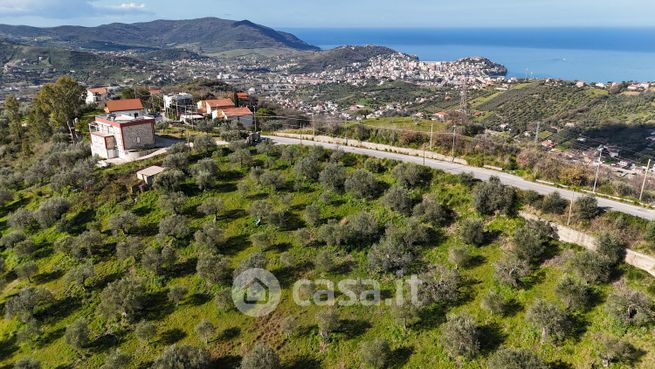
top-left (89, 114), bottom-right (156, 159)
top-left (197, 98), bottom-right (235, 114)
top-left (86, 87), bottom-right (111, 105)
top-left (215, 106), bottom-right (254, 127)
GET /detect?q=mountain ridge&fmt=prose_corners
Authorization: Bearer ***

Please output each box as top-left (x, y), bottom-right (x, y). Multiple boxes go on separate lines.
top-left (0, 17), bottom-right (320, 54)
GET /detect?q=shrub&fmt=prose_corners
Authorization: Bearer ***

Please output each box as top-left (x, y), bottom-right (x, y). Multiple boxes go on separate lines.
top-left (441, 313), bottom-right (480, 359)
top-left (100, 349), bottom-right (130, 369)
top-left (195, 320), bottom-right (215, 344)
top-left (315, 249), bottom-right (337, 273)
top-left (135, 321), bottom-right (157, 344)
top-left (419, 265), bottom-right (461, 305)
top-left (14, 358), bottom-right (41, 369)
top-left (597, 335), bottom-right (641, 367)
top-left (459, 219), bottom-right (485, 246)
top-left (151, 345), bottom-right (210, 369)
top-left (241, 343), bottom-right (280, 369)
top-left (345, 169), bottom-right (379, 199)
top-left (168, 285), bottom-right (188, 306)
top-left (364, 158), bottom-right (386, 173)
top-left (8, 209), bottom-right (38, 232)
top-left (360, 339), bottom-right (392, 369)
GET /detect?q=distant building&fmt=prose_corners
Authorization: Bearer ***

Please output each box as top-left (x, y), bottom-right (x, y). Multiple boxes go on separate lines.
top-left (215, 107), bottom-right (254, 126)
top-left (86, 87), bottom-right (111, 105)
top-left (197, 98), bottom-right (235, 115)
top-left (148, 87), bottom-right (162, 95)
top-left (163, 93), bottom-right (194, 110)
top-left (105, 99), bottom-right (145, 117)
top-left (89, 114), bottom-right (155, 159)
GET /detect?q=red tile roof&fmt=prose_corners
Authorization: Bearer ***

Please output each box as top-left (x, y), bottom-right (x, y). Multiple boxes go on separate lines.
top-left (237, 92), bottom-right (249, 99)
top-left (205, 99), bottom-right (235, 109)
top-left (88, 87), bottom-right (108, 94)
top-left (105, 99), bottom-right (144, 113)
top-left (222, 107), bottom-right (253, 118)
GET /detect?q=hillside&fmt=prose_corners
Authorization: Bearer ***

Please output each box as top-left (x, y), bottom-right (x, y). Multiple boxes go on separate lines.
top-left (0, 135), bottom-right (654, 368)
top-left (0, 18), bottom-right (320, 54)
top-left (0, 40), bottom-right (155, 84)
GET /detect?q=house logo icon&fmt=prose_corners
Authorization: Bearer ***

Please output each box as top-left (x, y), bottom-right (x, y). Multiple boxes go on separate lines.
top-left (232, 268), bottom-right (281, 317)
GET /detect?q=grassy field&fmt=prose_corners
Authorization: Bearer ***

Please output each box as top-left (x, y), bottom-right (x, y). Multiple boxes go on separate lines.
top-left (1, 143), bottom-right (654, 369)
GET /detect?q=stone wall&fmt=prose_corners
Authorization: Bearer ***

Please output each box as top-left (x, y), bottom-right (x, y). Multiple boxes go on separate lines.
top-left (520, 211), bottom-right (655, 277)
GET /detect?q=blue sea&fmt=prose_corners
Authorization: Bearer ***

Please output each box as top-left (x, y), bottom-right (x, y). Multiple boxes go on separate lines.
top-left (283, 28), bottom-right (655, 82)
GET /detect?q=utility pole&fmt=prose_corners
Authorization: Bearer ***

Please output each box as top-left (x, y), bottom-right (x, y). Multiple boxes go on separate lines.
top-left (592, 147), bottom-right (603, 193)
top-left (534, 121), bottom-right (541, 144)
top-left (451, 124), bottom-right (457, 162)
top-left (567, 194), bottom-right (575, 226)
top-left (640, 158), bottom-right (652, 203)
top-left (429, 122), bottom-right (434, 151)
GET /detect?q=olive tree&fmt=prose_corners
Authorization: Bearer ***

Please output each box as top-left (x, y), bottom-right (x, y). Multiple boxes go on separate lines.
top-left (419, 265), bottom-right (462, 306)
top-left (596, 233), bottom-right (626, 266)
top-left (481, 290), bottom-right (509, 316)
top-left (162, 152), bottom-right (189, 172)
top-left (9, 209), bottom-right (38, 232)
top-left (196, 252), bottom-right (231, 285)
top-left (412, 195), bottom-right (449, 227)
top-left (192, 135), bottom-right (217, 156)
top-left (154, 169), bottom-right (185, 192)
top-left (605, 287), bottom-right (655, 327)
top-left (195, 320), bottom-right (215, 345)
top-left (392, 162), bottom-right (432, 187)
top-left (574, 195), bottom-right (600, 221)
top-left (596, 335), bottom-right (640, 368)
top-left (441, 312), bottom-right (480, 359)
top-left (15, 261), bottom-right (38, 282)
top-left (382, 185), bottom-right (416, 216)
top-left (116, 236), bottom-right (143, 261)
top-left (316, 308), bottom-right (340, 339)
top-left (303, 203), bottom-right (322, 227)
top-left (555, 275), bottom-right (592, 311)
top-left (539, 192), bottom-right (568, 214)
top-left (570, 250), bottom-right (613, 284)
top-left (360, 339), bottom-right (392, 369)
top-left (488, 348), bottom-right (548, 369)
top-left (493, 255), bottom-right (530, 288)
top-left (14, 358), bottom-right (41, 369)
top-left (151, 344), bottom-right (210, 369)
top-left (158, 215), bottom-right (191, 240)
top-left (512, 220), bottom-right (556, 263)
top-left (319, 163), bottom-right (346, 193)
top-left (192, 158), bottom-right (219, 191)
top-left (65, 318), bottom-right (90, 351)
top-left (241, 343), bottom-right (280, 369)
top-left (197, 198), bottom-right (224, 224)
top-left (107, 211), bottom-right (138, 236)
top-left (34, 197), bottom-right (70, 228)
top-left (159, 191), bottom-right (187, 214)
top-left (448, 245), bottom-right (474, 269)
top-left (345, 169), bottom-right (379, 199)
top-left (100, 349), bottom-right (131, 369)
top-left (194, 222), bottom-right (224, 251)
top-left (135, 321), bottom-right (157, 344)
top-left (97, 277), bottom-right (146, 322)
top-left (168, 285), bottom-right (188, 306)
top-left (472, 177), bottom-right (516, 216)
top-left (526, 299), bottom-right (572, 342)
top-left (295, 155), bottom-right (321, 181)
top-left (459, 219), bottom-right (485, 246)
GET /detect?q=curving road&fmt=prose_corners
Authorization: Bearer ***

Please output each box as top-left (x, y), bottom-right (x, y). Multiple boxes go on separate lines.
top-left (266, 135), bottom-right (655, 221)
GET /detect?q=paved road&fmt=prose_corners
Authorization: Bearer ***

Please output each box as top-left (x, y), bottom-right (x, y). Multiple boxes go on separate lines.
top-left (266, 135), bottom-right (655, 221)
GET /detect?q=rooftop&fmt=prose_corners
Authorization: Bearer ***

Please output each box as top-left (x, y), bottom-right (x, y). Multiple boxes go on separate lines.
top-left (204, 98), bottom-right (235, 109)
top-left (222, 107), bottom-right (253, 117)
top-left (105, 99), bottom-right (144, 113)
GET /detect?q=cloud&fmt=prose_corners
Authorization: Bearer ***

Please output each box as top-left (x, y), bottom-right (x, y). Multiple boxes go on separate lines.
top-left (0, 0), bottom-right (151, 19)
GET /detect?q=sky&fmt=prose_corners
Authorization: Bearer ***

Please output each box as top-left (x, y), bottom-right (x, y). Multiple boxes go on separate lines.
top-left (0, 0), bottom-right (654, 28)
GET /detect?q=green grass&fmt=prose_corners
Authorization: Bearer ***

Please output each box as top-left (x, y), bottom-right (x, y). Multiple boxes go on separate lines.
top-left (1, 146), bottom-right (654, 368)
